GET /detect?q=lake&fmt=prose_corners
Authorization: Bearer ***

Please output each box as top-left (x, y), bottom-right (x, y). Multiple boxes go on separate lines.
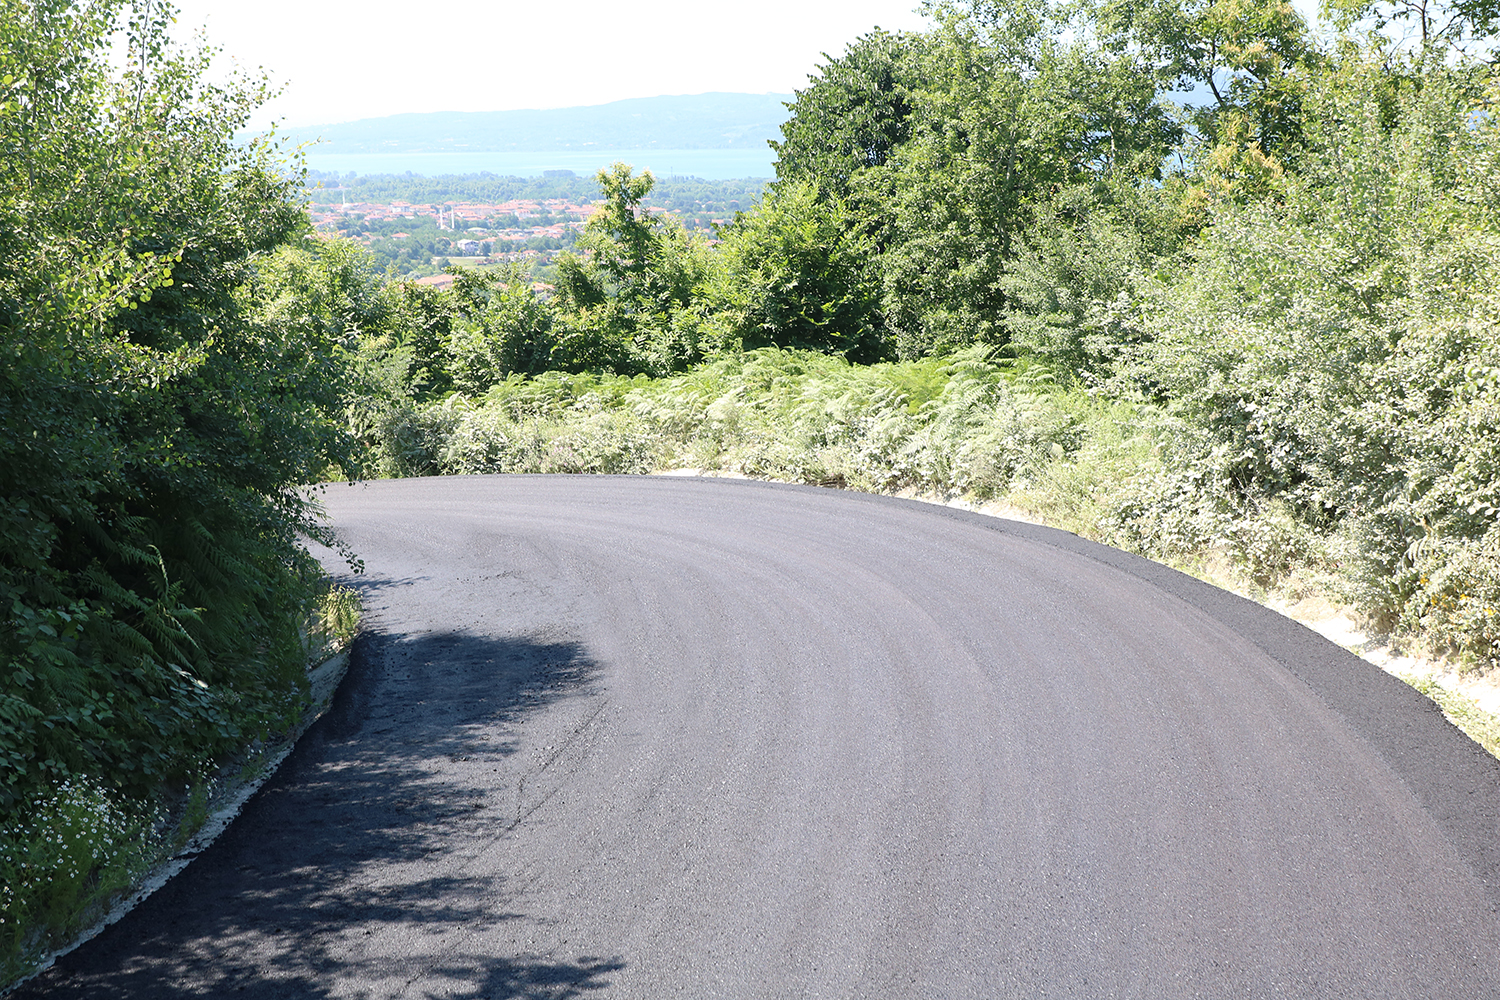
top-left (301, 148), bottom-right (776, 180)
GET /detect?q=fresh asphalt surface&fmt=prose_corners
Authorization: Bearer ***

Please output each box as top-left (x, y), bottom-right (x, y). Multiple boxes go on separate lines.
top-left (16, 475), bottom-right (1500, 998)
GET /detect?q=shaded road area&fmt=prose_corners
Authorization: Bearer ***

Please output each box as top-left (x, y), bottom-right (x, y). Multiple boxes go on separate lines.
top-left (16, 475), bottom-right (1500, 998)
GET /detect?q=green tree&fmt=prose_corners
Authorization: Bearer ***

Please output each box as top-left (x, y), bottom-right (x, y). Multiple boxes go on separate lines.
top-left (1323, 0), bottom-right (1500, 52)
top-left (762, 0), bottom-right (1183, 359)
top-left (1093, 0), bottom-right (1317, 163)
top-left (1120, 56), bottom-right (1500, 639)
top-left (716, 182), bottom-right (886, 362)
top-left (771, 29), bottom-right (931, 200)
top-left (551, 163), bottom-right (715, 374)
top-left (446, 264), bottom-right (556, 392)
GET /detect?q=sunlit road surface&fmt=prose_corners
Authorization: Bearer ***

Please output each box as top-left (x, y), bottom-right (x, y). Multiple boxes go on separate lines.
top-left (19, 476), bottom-right (1500, 999)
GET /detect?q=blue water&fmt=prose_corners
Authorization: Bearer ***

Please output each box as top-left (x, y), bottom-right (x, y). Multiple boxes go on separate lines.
top-left (302, 148), bottom-right (776, 179)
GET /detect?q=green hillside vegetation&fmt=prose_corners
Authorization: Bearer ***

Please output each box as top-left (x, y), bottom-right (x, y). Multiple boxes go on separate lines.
top-left (5, 0), bottom-right (1500, 986)
top-left (340, 0), bottom-right (1500, 674)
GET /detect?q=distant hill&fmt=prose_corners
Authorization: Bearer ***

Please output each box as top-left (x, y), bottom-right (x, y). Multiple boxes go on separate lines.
top-left (278, 93), bottom-right (794, 154)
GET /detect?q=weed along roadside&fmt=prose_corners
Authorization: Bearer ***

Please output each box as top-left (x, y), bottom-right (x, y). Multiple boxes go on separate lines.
top-left (2, 639), bottom-right (356, 994)
top-left (0, 570), bottom-right (362, 991)
top-left (2, 550), bottom-right (361, 990)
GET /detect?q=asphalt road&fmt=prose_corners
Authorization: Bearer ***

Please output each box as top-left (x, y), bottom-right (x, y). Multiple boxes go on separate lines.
top-left (17, 475), bottom-right (1500, 999)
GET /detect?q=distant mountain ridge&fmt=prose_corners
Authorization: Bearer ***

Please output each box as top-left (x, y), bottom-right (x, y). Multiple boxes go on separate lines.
top-left (279, 93), bottom-right (794, 154)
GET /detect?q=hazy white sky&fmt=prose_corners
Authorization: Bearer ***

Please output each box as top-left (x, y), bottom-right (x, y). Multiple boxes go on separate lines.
top-left (169, 0), bottom-right (935, 129)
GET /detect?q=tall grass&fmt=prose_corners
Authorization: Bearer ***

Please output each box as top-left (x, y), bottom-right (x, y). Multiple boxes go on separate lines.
top-left (361, 347), bottom-right (1094, 496)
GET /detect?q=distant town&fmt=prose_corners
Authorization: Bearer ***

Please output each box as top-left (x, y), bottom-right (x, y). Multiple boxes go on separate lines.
top-left (318, 192), bottom-right (588, 238)
top-left (305, 174), bottom-right (764, 278)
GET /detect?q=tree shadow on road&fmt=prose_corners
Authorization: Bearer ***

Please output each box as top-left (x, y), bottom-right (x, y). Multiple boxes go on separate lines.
top-left (13, 630), bottom-right (626, 999)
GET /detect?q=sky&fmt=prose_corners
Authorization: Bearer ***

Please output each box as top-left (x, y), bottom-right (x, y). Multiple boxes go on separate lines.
top-left (168, 0), bottom-right (936, 130)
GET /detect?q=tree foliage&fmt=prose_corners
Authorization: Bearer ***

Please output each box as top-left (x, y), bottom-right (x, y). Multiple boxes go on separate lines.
top-left (771, 29), bottom-right (930, 199)
top-left (713, 182), bottom-right (885, 362)
top-left (744, 1), bottom-right (1188, 359)
top-left (0, 0), bottom-right (357, 817)
top-left (1117, 54), bottom-right (1500, 643)
top-left (550, 163), bottom-right (719, 375)
top-left (1324, 0), bottom-right (1500, 51)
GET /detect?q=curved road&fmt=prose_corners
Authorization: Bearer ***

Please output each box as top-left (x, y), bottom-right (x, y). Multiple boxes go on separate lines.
top-left (17, 476), bottom-right (1500, 998)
